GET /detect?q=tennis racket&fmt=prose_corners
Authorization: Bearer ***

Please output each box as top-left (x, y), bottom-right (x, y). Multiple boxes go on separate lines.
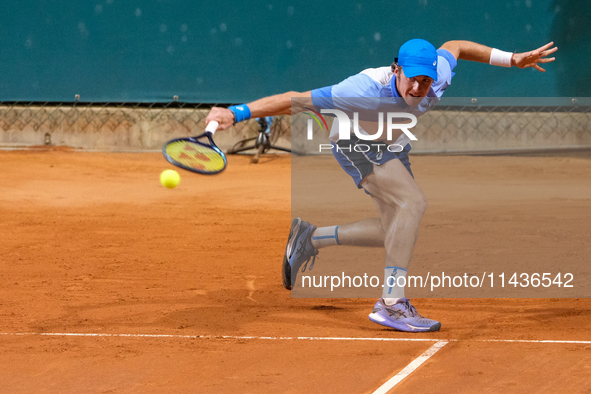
top-left (162, 121), bottom-right (227, 175)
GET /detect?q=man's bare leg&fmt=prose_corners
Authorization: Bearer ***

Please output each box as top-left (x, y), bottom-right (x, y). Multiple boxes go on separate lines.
top-left (311, 158), bottom-right (426, 271)
top-left (310, 218), bottom-right (384, 249)
top-left (308, 158), bottom-right (426, 302)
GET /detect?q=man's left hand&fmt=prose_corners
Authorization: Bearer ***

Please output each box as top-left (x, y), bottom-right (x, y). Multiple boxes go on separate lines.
top-left (513, 41), bottom-right (558, 72)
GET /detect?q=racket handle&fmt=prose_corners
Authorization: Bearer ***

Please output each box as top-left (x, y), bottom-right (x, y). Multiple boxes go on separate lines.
top-left (205, 121), bottom-right (219, 135)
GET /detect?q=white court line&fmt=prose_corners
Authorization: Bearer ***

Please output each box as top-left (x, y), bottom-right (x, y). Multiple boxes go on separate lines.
top-left (0, 332), bottom-right (436, 341)
top-left (3, 333), bottom-right (588, 394)
top-left (477, 339), bottom-right (591, 344)
top-left (1, 332), bottom-right (591, 344)
top-left (373, 341), bottom-right (448, 394)
top-left (1, 332), bottom-right (591, 345)
top-left (3, 333), bottom-right (589, 394)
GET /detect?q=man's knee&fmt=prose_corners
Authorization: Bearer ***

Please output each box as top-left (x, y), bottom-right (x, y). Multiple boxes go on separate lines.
top-left (395, 193), bottom-right (428, 218)
top-left (413, 194), bottom-right (428, 216)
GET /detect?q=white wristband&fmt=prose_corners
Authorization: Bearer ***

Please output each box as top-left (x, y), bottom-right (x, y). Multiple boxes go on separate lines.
top-left (490, 48), bottom-right (513, 67)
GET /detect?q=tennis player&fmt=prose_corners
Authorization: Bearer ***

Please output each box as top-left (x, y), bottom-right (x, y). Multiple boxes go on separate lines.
top-left (206, 39), bottom-right (557, 332)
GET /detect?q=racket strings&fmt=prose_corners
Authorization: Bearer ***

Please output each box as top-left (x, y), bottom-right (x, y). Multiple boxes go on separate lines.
top-left (165, 140), bottom-right (225, 173)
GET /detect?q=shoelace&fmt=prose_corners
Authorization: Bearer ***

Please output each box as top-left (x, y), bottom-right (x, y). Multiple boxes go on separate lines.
top-left (400, 299), bottom-right (419, 317)
top-left (293, 231), bottom-right (319, 272)
top-left (300, 253), bottom-right (318, 272)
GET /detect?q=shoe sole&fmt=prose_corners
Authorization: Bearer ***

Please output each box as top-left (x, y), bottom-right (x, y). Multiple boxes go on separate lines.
top-left (368, 313), bottom-right (441, 332)
top-left (282, 218), bottom-right (302, 290)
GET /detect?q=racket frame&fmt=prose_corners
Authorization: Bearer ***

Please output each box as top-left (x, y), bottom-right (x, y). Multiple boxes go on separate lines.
top-left (162, 121), bottom-right (227, 175)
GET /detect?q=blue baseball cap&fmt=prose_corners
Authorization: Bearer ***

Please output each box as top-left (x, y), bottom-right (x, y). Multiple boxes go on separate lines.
top-left (397, 39), bottom-right (438, 81)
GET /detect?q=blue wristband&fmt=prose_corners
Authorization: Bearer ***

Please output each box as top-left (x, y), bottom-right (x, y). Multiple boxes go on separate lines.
top-left (228, 104), bottom-right (252, 124)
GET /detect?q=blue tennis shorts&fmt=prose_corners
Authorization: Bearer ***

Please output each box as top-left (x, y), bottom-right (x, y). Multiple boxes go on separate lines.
top-left (332, 137), bottom-right (413, 189)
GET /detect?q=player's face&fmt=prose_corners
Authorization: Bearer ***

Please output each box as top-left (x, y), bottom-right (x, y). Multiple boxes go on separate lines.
top-left (394, 67), bottom-right (434, 106)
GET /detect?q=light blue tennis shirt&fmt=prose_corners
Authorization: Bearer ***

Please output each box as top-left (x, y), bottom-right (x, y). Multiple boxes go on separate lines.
top-left (311, 48), bottom-right (457, 146)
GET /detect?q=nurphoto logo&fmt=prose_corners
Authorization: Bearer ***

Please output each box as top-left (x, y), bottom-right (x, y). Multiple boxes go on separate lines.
top-left (304, 108), bottom-right (418, 153)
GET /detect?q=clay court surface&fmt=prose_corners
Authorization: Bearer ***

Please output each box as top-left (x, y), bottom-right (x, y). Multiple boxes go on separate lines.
top-left (1, 149), bottom-right (590, 393)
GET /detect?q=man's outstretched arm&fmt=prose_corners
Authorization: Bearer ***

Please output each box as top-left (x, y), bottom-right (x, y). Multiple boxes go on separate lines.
top-left (439, 40), bottom-right (557, 72)
top-left (206, 90), bottom-right (311, 131)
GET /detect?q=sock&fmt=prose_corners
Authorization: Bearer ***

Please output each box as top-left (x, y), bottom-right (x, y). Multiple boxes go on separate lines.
top-left (383, 298), bottom-right (401, 306)
top-left (382, 266), bottom-right (406, 300)
top-left (311, 225), bottom-right (341, 249)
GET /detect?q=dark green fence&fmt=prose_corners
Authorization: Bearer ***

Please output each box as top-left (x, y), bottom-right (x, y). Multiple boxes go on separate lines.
top-left (1, 0), bottom-right (589, 102)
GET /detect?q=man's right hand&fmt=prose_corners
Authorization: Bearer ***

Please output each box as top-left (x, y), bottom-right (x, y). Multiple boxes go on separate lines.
top-left (205, 107), bottom-right (235, 131)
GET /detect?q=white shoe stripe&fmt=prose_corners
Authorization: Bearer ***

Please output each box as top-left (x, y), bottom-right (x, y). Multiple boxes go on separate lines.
top-left (407, 324), bottom-right (431, 331)
top-left (368, 313), bottom-right (386, 323)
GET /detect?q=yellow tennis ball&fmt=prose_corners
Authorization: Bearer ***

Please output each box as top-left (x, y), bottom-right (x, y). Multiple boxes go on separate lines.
top-left (160, 169), bottom-right (180, 189)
